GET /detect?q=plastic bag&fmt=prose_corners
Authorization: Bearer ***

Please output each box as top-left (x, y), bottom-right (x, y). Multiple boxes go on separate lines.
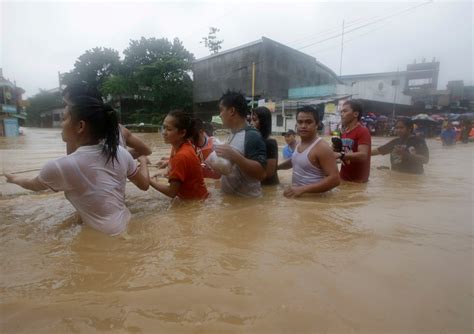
top-left (204, 139), bottom-right (233, 175)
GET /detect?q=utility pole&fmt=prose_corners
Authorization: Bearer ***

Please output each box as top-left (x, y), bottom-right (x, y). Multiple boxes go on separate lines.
top-left (392, 66), bottom-right (399, 120)
top-left (58, 71), bottom-right (62, 94)
top-left (251, 62), bottom-right (256, 108)
top-left (339, 20), bottom-right (345, 76)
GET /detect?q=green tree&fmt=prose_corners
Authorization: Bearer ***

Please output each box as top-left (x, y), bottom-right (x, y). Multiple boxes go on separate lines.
top-left (123, 37), bottom-right (194, 72)
top-left (201, 27), bottom-right (223, 54)
top-left (62, 47), bottom-right (121, 93)
top-left (62, 38), bottom-right (194, 124)
top-left (100, 74), bottom-right (136, 100)
top-left (102, 37), bottom-right (194, 123)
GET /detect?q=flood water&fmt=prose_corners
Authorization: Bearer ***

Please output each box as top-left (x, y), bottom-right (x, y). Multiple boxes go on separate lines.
top-left (0, 128), bottom-right (472, 333)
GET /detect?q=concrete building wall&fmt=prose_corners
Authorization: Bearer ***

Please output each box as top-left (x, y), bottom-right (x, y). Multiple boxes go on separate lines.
top-left (260, 38), bottom-right (339, 101)
top-left (271, 105), bottom-right (297, 135)
top-left (192, 37), bottom-right (340, 119)
top-left (340, 73), bottom-right (412, 105)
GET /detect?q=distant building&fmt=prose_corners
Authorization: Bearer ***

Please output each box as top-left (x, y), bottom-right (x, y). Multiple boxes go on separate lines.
top-left (40, 108), bottom-right (63, 128)
top-left (0, 68), bottom-right (26, 137)
top-left (192, 37), bottom-right (341, 120)
top-left (340, 71), bottom-right (412, 105)
top-left (404, 60), bottom-right (440, 104)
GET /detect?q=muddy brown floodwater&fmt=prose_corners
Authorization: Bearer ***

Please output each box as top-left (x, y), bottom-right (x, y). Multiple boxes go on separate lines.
top-left (0, 127), bottom-right (472, 333)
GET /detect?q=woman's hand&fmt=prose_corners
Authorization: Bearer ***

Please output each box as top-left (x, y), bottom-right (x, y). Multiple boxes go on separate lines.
top-left (4, 173), bottom-right (18, 184)
top-left (155, 157), bottom-right (169, 169)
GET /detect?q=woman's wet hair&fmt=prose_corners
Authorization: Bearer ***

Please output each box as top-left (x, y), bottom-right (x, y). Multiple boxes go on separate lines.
top-left (191, 118), bottom-right (215, 143)
top-left (252, 106), bottom-right (272, 139)
top-left (67, 95), bottom-right (119, 165)
top-left (397, 118), bottom-right (414, 132)
top-left (191, 118), bottom-right (211, 144)
top-left (167, 110), bottom-right (197, 141)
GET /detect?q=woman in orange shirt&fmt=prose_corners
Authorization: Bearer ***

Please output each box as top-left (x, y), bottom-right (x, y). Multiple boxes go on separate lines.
top-left (150, 110), bottom-right (209, 200)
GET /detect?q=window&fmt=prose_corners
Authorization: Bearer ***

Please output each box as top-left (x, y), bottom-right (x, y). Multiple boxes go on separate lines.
top-left (276, 115), bottom-right (284, 127)
top-left (408, 78), bottom-right (432, 87)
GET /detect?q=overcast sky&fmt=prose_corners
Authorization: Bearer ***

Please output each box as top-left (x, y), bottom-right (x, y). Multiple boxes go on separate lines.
top-left (1, 0), bottom-right (472, 97)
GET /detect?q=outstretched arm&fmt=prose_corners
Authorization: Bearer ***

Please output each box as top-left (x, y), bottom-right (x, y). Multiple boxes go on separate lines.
top-left (371, 148), bottom-right (381, 156)
top-left (150, 179), bottom-right (181, 198)
top-left (121, 126), bottom-right (152, 159)
top-left (5, 174), bottom-right (49, 191)
top-left (341, 144), bottom-right (370, 163)
top-left (277, 158), bottom-right (292, 170)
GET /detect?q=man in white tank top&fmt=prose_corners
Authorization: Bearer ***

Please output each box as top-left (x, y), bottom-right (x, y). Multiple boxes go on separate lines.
top-left (277, 106), bottom-right (340, 197)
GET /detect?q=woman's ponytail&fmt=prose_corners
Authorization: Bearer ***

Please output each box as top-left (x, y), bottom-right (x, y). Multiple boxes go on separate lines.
top-left (102, 105), bottom-right (120, 165)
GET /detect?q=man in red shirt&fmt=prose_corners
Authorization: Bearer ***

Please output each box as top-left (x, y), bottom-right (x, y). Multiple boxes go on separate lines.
top-left (334, 100), bottom-right (371, 183)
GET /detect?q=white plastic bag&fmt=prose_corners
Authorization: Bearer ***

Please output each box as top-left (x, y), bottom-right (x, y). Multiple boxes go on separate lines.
top-left (205, 138), bottom-right (233, 175)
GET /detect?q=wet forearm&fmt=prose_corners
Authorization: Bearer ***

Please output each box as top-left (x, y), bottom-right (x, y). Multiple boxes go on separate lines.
top-left (300, 174), bottom-right (340, 194)
top-left (128, 147), bottom-right (152, 159)
top-left (277, 159), bottom-right (292, 170)
top-left (8, 176), bottom-right (48, 191)
top-left (344, 151), bottom-right (368, 163)
top-left (371, 148), bottom-right (381, 156)
top-left (150, 179), bottom-right (178, 198)
top-left (234, 155), bottom-right (266, 180)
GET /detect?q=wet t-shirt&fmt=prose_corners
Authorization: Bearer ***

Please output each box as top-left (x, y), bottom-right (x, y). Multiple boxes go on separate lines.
top-left (262, 138), bottom-right (279, 186)
top-left (377, 135), bottom-right (429, 174)
top-left (221, 126), bottom-right (267, 197)
top-left (38, 145), bottom-right (138, 235)
top-left (168, 142), bottom-right (209, 200)
top-left (340, 123), bottom-right (371, 183)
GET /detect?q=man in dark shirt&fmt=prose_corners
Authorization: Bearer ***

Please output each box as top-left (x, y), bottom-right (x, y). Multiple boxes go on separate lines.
top-left (214, 90), bottom-right (267, 197)
top-left (372, 118), bottom-right (429, 174)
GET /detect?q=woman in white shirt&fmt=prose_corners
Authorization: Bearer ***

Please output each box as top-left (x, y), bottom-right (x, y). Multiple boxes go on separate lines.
top-left (6, 95), bottom-right (150, 235)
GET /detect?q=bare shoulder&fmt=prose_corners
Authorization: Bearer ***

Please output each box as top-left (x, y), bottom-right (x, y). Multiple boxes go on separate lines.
top-left (309, 138), bottom-right (333, 165)
top-left (312, 138), bottom-right (332, 156)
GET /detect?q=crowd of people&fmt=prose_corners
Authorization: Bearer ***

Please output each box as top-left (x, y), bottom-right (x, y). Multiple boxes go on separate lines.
top-left (5, 84), bottom-right (447, 236)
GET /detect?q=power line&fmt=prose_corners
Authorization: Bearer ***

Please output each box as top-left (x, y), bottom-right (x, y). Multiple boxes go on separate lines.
top-left (310, 14), bottom-right (402, 56)
top-left (297, 1), bottom-right (433, 51)
top-left (339, 20), bottom-right (345, 76)
top-left (288, 14), bottom-right (383, 48)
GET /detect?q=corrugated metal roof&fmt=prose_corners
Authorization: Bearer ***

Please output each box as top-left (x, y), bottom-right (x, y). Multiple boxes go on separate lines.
top-left (194, 36), bottom-right (341, 84)
top-left (194, 39), bottom-right (263, 63)
top-left (340, 71), bottom-right (407, 80)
